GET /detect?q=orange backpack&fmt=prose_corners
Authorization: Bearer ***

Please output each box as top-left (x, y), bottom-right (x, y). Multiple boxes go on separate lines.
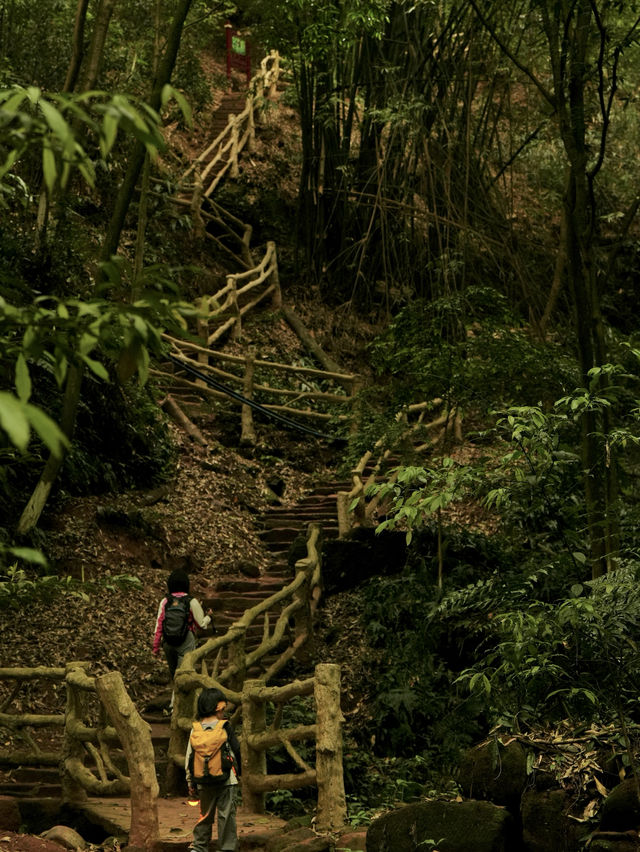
top-left (189, 721), bottom-right (234, 785)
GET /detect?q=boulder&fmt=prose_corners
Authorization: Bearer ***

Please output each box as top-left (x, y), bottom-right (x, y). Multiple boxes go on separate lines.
top-left (40, 825), bottom-right (87, 849)
top-left (521, 788), bottom-right (590, 851)
top-left (366, 799), bottom-right (518, 852)
top-left (589, 831), bottom-right (640, 851)
top-left (266, 827), bottom-right (320, 851)
top-left (600, 779), bottom-right (640, 832)
top-left (458, 739), bottom-right (528, 814)
top-left (335, 829), bottom-right (367, 850)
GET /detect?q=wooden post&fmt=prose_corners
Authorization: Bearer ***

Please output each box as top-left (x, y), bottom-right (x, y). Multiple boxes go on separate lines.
top-left (95, 671), bottom-right (161, 852)
top-left (196, 296), bottom-right (208, 388)
top-left (165, 674), bottom-right (193, 794)
top-left (190, 172), bottom-right (206, 239)
top-left (230, 116), bottom-right (240, 178)
top-left (230, 277), bottom-right (241, 340)
top-left (241, 349), bottom-right (256, 446)
top-left (352, 474), bottom-right (366, 527)
top-left (268, 241), bottom-right (282, 309)
top-left (228, 628), bottom-right (247, 691)
top-left (247, 95), bottom-right (255, 152)
top-left (241, 224), bottom-right (253, 267)
top-left (349, 374), bottom-right (363, 435)
top-left (267, 52), bottom-right (279, 99)
top-left (293, 542), bottom-right (314, 664)
top-left (241, 679), bottom-right (267, 814)
top-left (336, 491), bottom-right (351, 539)
top-left (314, 664), bottom-right (347, 833)
top-left (62, 662), bottom-right (91, 804)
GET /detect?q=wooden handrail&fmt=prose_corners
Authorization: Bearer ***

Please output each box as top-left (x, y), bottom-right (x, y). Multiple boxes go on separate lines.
top-left (162, 333), bottom-right (356, 383)
top-left (180, 51), bottom-right (282, 199)
top-left (337, 402), bottom-right (463, 537)
top-left (0, 522), bottom-right (345, 836)
top-left (166, 523), bottom-right (323, 787)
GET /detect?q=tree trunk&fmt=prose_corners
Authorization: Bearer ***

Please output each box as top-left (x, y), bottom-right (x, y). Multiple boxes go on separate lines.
top-left (95, 671), bottom-right (160, 852)
top-left (281, 306), bottom-right (348, 388)
top-left (160, 394), bottom-right (207, 446)
top-left (62, 0), bottom-right (91, 93)
top-left (16, 363), bottom-right (83, 536)
top-left (76, 0), bottom-right (118, 92)
top-left (101, 0), bottom-right (194, 265)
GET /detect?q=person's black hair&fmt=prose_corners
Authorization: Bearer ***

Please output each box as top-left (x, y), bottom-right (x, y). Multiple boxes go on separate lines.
top-left (167, 568), bottom-right (190, 594)
top-left (197, 688), bottom-right (227, 719)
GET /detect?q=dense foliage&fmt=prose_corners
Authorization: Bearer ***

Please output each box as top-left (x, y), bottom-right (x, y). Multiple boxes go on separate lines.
top-left (3, 0), bottom-right (640, 823)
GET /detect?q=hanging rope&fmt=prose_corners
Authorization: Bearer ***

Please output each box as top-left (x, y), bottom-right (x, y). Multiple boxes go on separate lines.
top-left (166, 353), bottom-right (348, 445)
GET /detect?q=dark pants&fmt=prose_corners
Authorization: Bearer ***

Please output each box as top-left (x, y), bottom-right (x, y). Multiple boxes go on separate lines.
top-left (191, 784), bottom-right (238, 852)
top-left (163, 631), bottom-right (196, 680)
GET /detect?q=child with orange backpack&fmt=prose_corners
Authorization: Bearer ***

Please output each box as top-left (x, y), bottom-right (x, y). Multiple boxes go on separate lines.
top-left (185, 687), bottom-right (242, 852)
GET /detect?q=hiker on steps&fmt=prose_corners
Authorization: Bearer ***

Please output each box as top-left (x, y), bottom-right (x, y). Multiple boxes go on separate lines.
top-left (185, 687), bottom-right (242, 852)
top-left (152, 568), bottom-right (213, 709)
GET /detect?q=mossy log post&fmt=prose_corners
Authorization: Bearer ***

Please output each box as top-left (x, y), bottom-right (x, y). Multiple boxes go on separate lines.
top-left (241, 678), bottom-right (267, 814)
top-left (240, 349), bottom-right (256, 445)
top-left (62, 662), bottom-right (92, 804)
top-left (268, 241), bottom-right (282, 309)
top-left (314, 663), bottom-right (347, 833)
top-left (95, 671), bottom-right (160, 852)
top-left (292, 524), bottom-right (322, 664)
top-left (231, 277), bottom-right (241, 340)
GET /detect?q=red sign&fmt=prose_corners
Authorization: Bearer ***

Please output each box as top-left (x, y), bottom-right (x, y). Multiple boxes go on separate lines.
top-left (225, 22), bottom-right (251, 84)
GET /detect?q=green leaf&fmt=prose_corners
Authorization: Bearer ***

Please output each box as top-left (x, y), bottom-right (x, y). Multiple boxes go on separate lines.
top-left (39, 98), bottom-right (72, 146)
top-left (15, 353), bottom-right (32, 402)
top-left (42, 144), bottom-right (57, 194)
top-left (25, 403), bottom-right (69, 457)
top-left (162, 84), bottom-right (193, 126)
top-left (0, 89), bottom-right (29, 113)
top-left (101, 111), bottom-right (119, 157)
top-left (80, 354), bottom-right (109, 381)
top-left (8, 547), bottom-right (48, 566)
top-left (0, 392), bottom-right (30, 450)
top-left (0, 148), bottom-right (19, 181)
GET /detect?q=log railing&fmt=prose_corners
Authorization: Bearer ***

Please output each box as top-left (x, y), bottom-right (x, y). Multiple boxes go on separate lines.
top-left (0, 525), bottom-right (346, 837)
top-left (0, 663), bottom-right (144, 800)
top-left (172, 665), bottom-right (346, 833)
top-left (180, 51), bottom-right (281, 202)
top-left (337, 400), bottom-right (463, 537)
top-left (241, 664), bottom-right (346, 833)
top-left (194, 239), bottom-right (282, 347)
top-left (166, 523), bottom-right (323, 786)
top-left (157, 334), bottom-right (358, 440)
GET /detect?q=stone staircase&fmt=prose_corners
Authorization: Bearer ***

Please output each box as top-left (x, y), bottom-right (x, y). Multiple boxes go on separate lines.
top-left (200, 478), bottom-right (344, 647)
top-left (0, 472), bottom-right (373, 849)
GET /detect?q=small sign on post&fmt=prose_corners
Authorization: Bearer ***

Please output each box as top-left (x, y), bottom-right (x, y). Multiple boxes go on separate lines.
top-left (225, 21), bottom-right (251, 84)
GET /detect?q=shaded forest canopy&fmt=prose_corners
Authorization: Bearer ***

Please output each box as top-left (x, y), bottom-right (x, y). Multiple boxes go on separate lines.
top-left (3, 0), bottom-right (640, 829)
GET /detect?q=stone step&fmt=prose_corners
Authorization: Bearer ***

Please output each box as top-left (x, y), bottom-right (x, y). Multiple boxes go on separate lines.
top-left (0, 782), bottom-right (62, 797)
top-left (258, 527), bottom-right (302, 541)
top-left (296, 495), bottom-right (339, 505)
top-left (207, 592), bottom-right (287, 610)
top-left (213, 577), bottom-right (286, 593)
top-left (262, 505), bottom-right (337, 514)
top-left (260, 515), bottom-right (335, 528)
